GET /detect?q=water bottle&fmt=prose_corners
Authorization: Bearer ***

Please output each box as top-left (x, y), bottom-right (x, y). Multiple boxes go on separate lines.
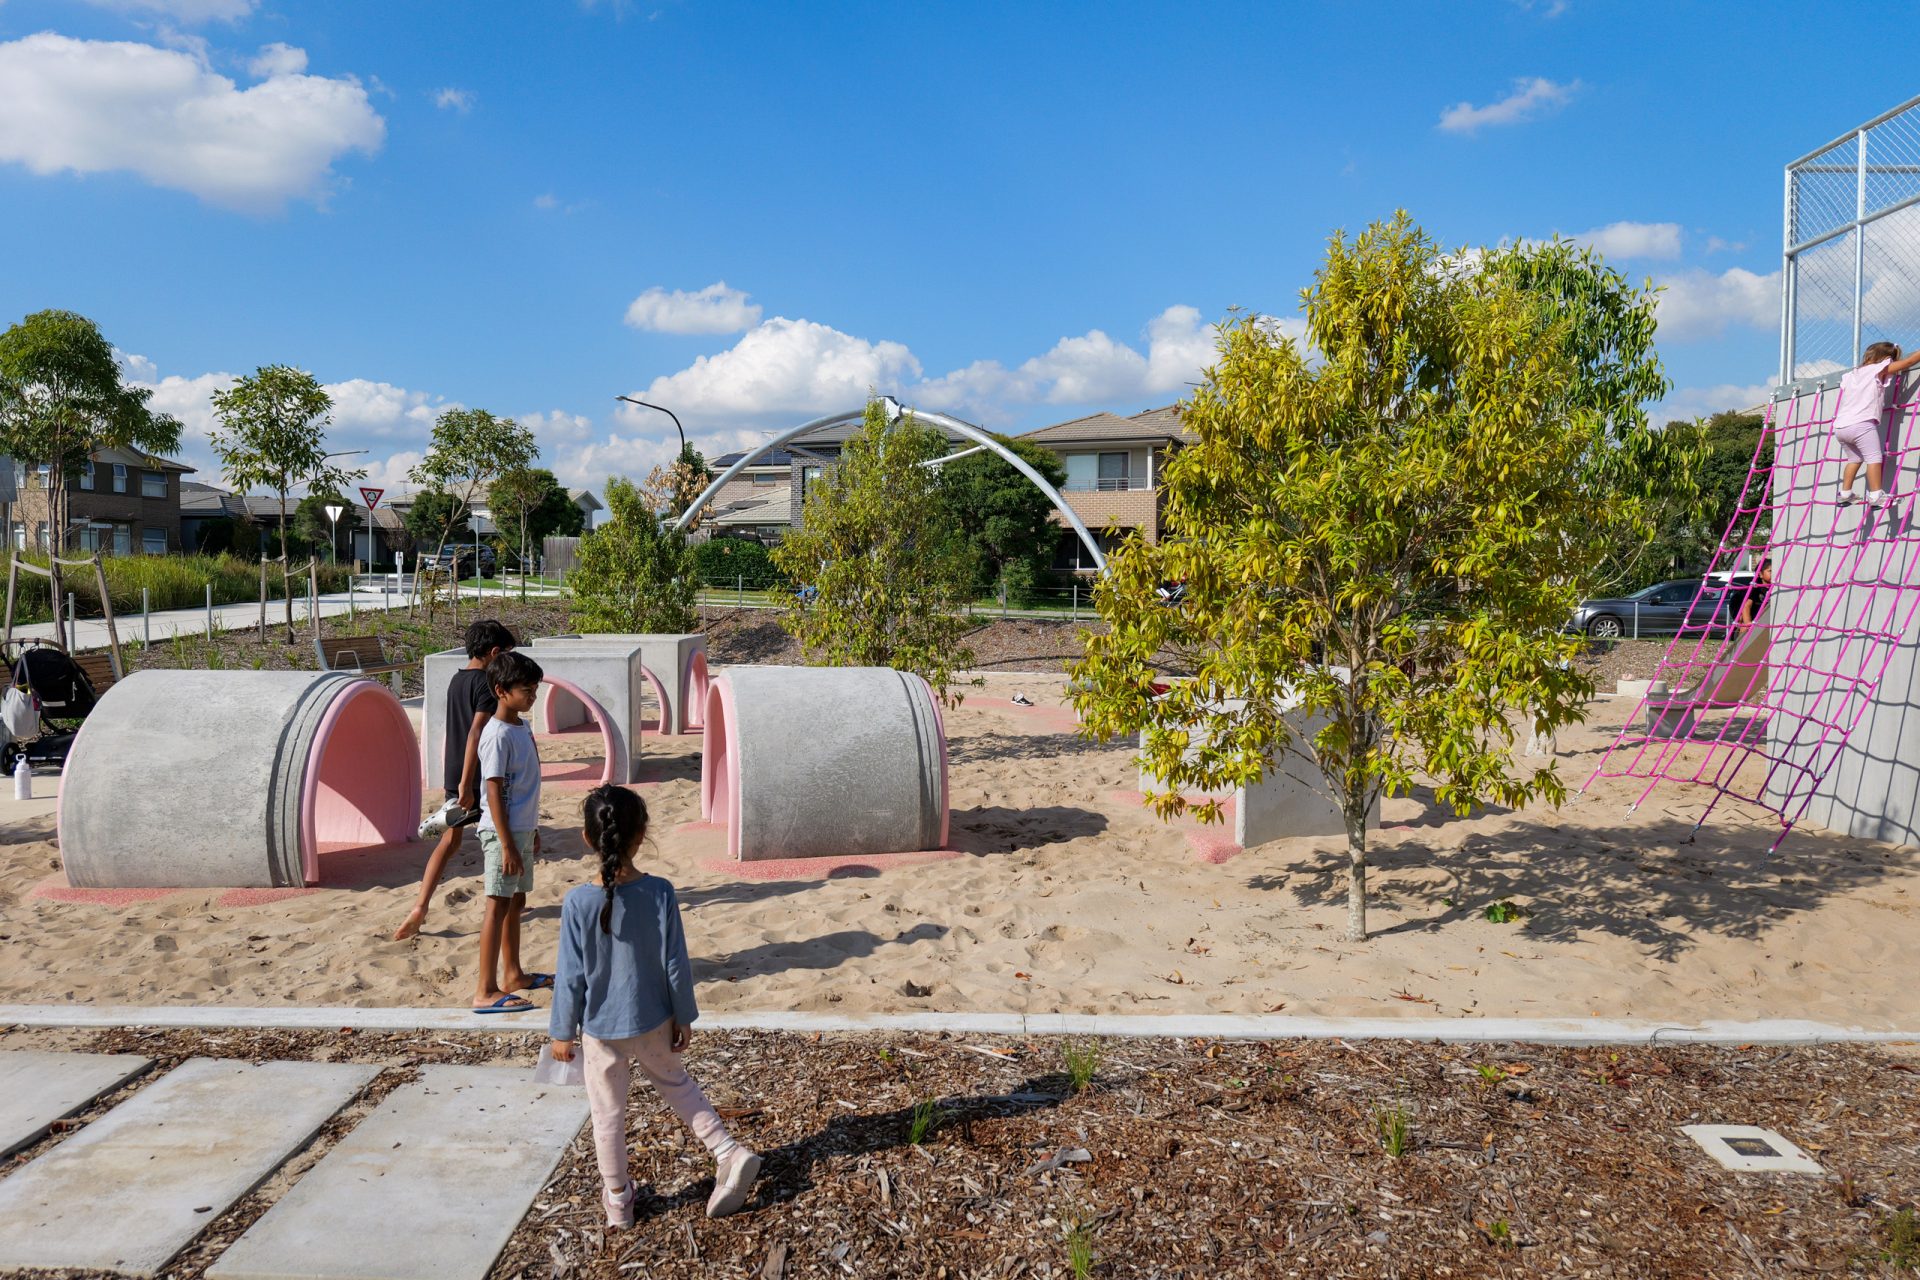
top-left (13, 755), bottom-right (30, 801)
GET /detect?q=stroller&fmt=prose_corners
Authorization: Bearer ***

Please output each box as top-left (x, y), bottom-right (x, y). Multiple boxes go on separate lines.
top-left (0, 641), bottom-right (102, 775)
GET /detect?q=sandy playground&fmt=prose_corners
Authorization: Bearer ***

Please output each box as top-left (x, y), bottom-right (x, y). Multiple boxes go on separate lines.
top-left (0, 672), bottom-right (1914, 1027)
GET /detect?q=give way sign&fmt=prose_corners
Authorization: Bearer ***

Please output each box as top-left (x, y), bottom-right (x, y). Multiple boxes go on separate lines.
top-left (359, 487), bottom-right (385, 510)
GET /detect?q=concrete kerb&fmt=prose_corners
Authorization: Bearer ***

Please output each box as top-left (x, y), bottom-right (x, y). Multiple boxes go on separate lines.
top-left (1, 1005), bottom-right (1913, 1047)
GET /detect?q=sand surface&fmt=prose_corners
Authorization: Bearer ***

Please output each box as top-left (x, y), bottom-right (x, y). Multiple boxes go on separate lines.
top-left (2, 672), bottom-right (1915, 1026)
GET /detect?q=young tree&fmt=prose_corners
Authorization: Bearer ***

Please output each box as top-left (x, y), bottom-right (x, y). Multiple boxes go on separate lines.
top-left (639, 442), bottom-right (711, 529)
top-left (209, 365), bottom-right (363, 636)
top-left (292, 489), bottom-right (362, 561)
top-left (1070, 213), bottom-right (1677, 941)
top-left (0, 310), bottom-right (180, 555)
top-left (568, 476), bottom-right (698, 633)
top-left (936, 434), bottom-right (1068, 605)
top-left (402, 489), bottom-right (469, 545)
top-left (771, 399), bottom-right (977, 703)
top-left (407, 408), bottom-right (537, 613)
top-left (488, 467), bottom-right (582, 578)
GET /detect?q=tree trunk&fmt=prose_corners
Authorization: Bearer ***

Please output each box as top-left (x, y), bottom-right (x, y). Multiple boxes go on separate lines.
top-left (1344, 800), bottom-right (1369, 942)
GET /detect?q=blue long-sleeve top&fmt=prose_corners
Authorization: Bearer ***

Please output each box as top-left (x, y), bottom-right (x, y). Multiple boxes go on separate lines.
top-left (549, 875), bottom-right (699, 1042)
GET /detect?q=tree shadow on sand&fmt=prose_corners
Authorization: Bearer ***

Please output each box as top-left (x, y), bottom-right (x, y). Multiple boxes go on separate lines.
top-left (1253, 811), bottom-right (1920, 962)
top-left (697, 921), bottom-right (947, 982)
top-left (948, 804), bottom-right (1107, 855)
top-left (945, 731), bottom-right (1121, 765)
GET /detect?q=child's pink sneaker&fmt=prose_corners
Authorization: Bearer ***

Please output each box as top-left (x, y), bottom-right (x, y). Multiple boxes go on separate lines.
top-left (1868, 489), bottom-right (1893, 508)
top-left (706, 1148), bottom-right (761, 1218)
top-left (604, 1179), bottom-right (637, 1230)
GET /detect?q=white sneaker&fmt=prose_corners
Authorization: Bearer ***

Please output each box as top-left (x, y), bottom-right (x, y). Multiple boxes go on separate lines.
top-left (416, 798), bottom-right (470, 840)
top-left (706, 1148), bottom-right (761, 1218)
top-left (604, 1179), bottom-right (637, 1230)
top-left (1836, 486), bottom-right (1859, 506)
top-left (1867, 489), bottom-right (1892, 508)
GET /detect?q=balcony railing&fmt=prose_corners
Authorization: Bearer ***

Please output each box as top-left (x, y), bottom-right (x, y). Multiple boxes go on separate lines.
top-left (1064, 477), bottom-right (1151, 492)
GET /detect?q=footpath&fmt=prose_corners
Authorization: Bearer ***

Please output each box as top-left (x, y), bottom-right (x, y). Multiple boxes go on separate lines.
top-left (10, 576), bottom-right (562, 653)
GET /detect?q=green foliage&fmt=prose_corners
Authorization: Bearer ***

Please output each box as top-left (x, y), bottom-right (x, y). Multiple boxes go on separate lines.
top-left (403, 489), bottom-right (469, 545)
top-left (1485, 1219), bottom-right (1515, 1248)
top-left (772, 400), bottom-right (977, 702)
top-left (191, 516), bottom-right (243, 555)
top-left (292, 489), bottom-right (361, 560)
top-left (1376, 1103), bottom-right (1411, 1158)
top-left (488, 468), bottom-right (581, 565)
top-left (5, 553), bottom-right (350, 624)
top-left (1483, 900), bottom-right (1527, 924)
top-left (1063, 1217), bottom-right (1096, 1278)
top-left (907, 1097), bottom-right (939, 1145)
top-left (1069, 214), bottom-right (1679, 941)
top-left (568, 476), bottom-right (697, 634)
top-left (0, 309), bottom-right (181, 551)
top-left (1061, 1039), bottom-right (1101, 1093)
top-left (936, 434), bottom-right (1067, 605)
top-left (210, 366), bottom-right (362, 561)
top-left (1631, 410), bottom-right (1767, 580)
top-left (408, 407), bottom-right (537, 563)
top-left (693, 536), bottom-right (787, 590)
top-left (1882, 1208), bottom-right (1919, 1269)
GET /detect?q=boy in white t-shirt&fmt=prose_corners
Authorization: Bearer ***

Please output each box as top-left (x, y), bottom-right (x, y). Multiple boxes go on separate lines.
top-left (472, 649), bottom-right (547, 1014)
top-left (1833, 341), bottom-right (1920, 506)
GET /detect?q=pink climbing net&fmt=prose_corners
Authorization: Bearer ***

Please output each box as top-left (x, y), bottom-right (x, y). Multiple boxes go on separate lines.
top-left (1585, 378), bottom-right (1920, 849)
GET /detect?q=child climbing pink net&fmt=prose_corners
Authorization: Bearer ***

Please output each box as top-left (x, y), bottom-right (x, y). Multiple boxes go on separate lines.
top-left (1833, 341), bottom-right (1920, 507)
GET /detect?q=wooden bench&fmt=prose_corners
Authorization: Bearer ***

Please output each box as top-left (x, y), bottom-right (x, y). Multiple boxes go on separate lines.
top-left (72, 652), bottom-right (119, 698)
top-left (315, 634), bottom-right (415, 692)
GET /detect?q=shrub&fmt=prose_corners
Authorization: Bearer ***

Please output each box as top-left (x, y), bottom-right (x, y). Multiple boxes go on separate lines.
top-left (6, 553), bottom-right (351, 624)
top-left (693, 537), bottom-right (787, 591)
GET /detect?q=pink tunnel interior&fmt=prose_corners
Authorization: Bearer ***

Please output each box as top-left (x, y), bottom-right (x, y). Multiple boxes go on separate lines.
top-left (535, 674), bottom-right (620, 787)
top-left (699, 679), bottom-right (741, 855)
top-left (685, 651), bottom-right (710, 731)
top-left (299, 681), bottom-right (424, 885)
top-left (542, 665), bottom-right (669, 734)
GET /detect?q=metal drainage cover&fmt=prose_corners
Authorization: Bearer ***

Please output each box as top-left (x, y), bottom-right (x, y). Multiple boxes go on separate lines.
top-left (1681, 1125), bottom-right (1824, 1175)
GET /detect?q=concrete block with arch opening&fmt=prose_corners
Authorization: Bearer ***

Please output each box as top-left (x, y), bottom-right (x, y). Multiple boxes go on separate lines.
top-left (58, 671), bottom-right (422, 888)
top-left (530, 633), bottom-right (708, 736)
top-left (421, 647), bottom-right (628, 790)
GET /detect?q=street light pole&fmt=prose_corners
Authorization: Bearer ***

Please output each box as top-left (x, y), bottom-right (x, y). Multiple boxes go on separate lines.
top-left (615, 396), bottom-right (686, 455)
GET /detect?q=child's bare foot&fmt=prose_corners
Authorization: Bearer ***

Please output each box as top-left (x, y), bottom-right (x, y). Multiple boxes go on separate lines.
top-left (392, 907), bottom-right (427, 941)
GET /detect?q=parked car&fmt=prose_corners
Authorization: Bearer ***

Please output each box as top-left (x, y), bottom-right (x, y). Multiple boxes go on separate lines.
top-left (1568, 577), bottom-right (1745, 639)
top-left (424, 544), bottom-right (497, 579)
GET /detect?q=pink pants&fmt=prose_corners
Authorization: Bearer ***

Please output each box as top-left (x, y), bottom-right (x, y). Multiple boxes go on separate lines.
top-left (583, 1024), bottom-right (736, 1196)
top-left (1835, 419), bottom-right (1885, 465)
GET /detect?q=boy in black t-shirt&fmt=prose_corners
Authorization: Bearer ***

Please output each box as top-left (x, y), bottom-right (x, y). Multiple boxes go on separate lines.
top-left (393, 619), bottom-right (518, 941)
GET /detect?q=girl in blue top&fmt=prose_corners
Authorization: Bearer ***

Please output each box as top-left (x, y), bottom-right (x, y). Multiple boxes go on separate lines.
top-left (548, 785), bottom-right (760, 1229)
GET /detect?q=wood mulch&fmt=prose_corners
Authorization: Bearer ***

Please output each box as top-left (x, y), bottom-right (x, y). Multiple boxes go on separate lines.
top-left (5, 1025), bottom-right (1915, 1278)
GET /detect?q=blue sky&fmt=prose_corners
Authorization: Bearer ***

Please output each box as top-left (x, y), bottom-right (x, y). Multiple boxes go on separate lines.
top-left (0, 0), bottom-right (1886, 496)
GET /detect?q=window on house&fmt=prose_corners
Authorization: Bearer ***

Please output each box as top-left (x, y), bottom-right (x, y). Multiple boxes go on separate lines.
top-left (34, 463), bottom-right (50, 486)
top-left (1097, 452), bottom-right (1131, 491)
top-left (800, 464), bottom-right (822, 501)
top-left (751, 473), bottom-right (779, 486)
top-left (112, 524), bottom-right (131, 555)
top-left (36, 525), bottom-right (49, 551)
top-left (79, 460), bottom-right (95, 491)
top-left (142, 527), bottom-right (168, 555)
top-left (112, 464), bottom-right (128, 494)
top-left (142, 472), bottom-right (166, 499)
top-left (74, 525), bottom-right (101, 553)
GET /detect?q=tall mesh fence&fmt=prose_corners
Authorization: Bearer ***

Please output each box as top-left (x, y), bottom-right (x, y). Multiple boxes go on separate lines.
top-left (1786, 96), bottom-right (1920, 379)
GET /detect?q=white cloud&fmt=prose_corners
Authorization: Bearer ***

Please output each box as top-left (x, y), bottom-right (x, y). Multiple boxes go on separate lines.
top-left (0, 33), bottom-right (385, 212)
top-left (1650, 379), bottom-right (1779, 425)
top-left (533, 193), bottom-right (559, 210)
top-left (628, 316), bottom-right (921, 425)
top-left (1572, 220), bottom-right (1683, 261)
top-left (81, 0), bottom-right (258, 22)
top-left (624, 282), bottom-right (763, 335)
top-left (1438, 77), bottom-right (1579, 135)
top-left (246, 42), bottom-right (305, 78)
top-left (432, 87), bottom-right (475, 113)
top-left (1705, 235), bottom-right (1746, 254)
top-left (1654, 267), bottom-right (1780, 341)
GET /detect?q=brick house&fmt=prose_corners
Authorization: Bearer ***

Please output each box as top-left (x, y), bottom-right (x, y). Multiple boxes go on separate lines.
top-left (9, 447), bottom-right (196, 554)
top-left (707, 419), bottom-right (979, 543)
top-left (1015, 404), bottom-right (1194, 571)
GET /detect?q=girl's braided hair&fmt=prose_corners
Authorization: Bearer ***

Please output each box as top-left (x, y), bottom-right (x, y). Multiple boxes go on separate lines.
top-left (582, 784), bottom-right (648, 933)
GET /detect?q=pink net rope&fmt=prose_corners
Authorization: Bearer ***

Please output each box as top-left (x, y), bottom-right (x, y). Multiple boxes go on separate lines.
top-left (1584, 380), bottom-right (1920, 849)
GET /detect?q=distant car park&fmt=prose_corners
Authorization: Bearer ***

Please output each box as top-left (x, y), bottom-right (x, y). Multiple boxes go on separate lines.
top-left (1568, 576), bottom-right (1750, 640)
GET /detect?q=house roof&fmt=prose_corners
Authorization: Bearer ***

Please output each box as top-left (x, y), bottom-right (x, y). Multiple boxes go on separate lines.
top-left (711, 448), bottom-right (799, 469)
top-left (92, 445), bottom-right (195, 474)
top-left (1017, 408), bottom-right (1192, 447)
top-left (179, 482), bottom-right (244, 515)
top-left (708, 486), bottom-right (792, 526)
top-left (568, 488), bottom-right (604, 512)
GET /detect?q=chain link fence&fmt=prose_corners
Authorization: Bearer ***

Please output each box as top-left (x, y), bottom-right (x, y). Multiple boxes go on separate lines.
top-left (1785, 94), bottom-right (1920, 381)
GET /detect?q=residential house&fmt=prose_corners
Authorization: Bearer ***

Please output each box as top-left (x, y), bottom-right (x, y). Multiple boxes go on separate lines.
top-left (9, 447), bottom-right (196, 554)
top-left (1015, 404), bottom-right (1194, 571)
top-left (178, 481), bottom-right (247, 552)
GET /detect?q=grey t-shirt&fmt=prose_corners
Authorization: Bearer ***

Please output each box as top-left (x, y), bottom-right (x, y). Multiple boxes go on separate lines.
top-left (477, 717), bottom-right (541, 833)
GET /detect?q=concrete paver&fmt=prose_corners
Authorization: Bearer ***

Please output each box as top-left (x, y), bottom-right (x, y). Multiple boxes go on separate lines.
top-left (0, 1050), bottom-right (151, 1157)
top-left (208, 1066), bottom-right (590, 1280)
top-left (0, 1057), bottom-right (378, 1276)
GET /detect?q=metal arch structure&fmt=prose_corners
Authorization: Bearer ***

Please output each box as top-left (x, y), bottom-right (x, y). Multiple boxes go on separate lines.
top-left (670, 402), bottom-right (1108, 572)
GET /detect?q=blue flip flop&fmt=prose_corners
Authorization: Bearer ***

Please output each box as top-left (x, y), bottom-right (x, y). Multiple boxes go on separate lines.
top-left (521, 973), bottom-right (555, 991)
top-left (472, 993), bottom-right (534, 1014)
